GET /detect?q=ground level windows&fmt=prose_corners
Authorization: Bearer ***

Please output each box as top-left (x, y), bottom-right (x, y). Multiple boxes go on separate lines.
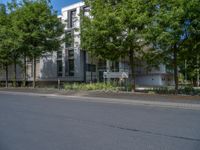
top-left (57, 60), bottom-right (63, 77)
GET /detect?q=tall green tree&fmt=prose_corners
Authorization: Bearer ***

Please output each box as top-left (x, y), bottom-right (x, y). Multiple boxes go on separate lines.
top-left (14, 0), bottom-right (64, 88)
top-left (0, 4), bottom-right (13, 87)
top-left (11, 0), bottom-right (31, 87)
top-left (6, 0), bottom-right (23, 87)
top-left (179, 0), bottom-right (200, 86)
top-left (81, 0), bottom-right (153, 91)
top-left (148, 0), bottom-right (189, 93)
top-left (119, 0), bottom-right (154, 91)
top-left (81, 0), bottom-right (123, 60)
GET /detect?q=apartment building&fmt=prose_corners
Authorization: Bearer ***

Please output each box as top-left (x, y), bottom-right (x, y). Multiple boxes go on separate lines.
top-left (0, 2), bottom-right (174, 86)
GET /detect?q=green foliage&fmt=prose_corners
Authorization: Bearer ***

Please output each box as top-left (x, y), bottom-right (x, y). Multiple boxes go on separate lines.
top-left (179, 87), bottom-right (200, 95)
top-left (13, 0), bottom-right (64, 59)
top-left (178, 0), bottom-right (200, 84)
top-left (81, 0), bottom-right (154, 91)
top-left (81, 0), bottom-right (153, 59)
top-left (143, 86), bottom-right (200, 95)
top-left (142, 0), bottom-right (200, 91)
top-left (0, 4), bottom-right (12, 67)
top-left (81, 0), bottom-right (123, 60)
top-left (64, 82), bottom-right (119, 91)
top-left (11, 0), bottom-right (64, 87)
top-left (0, 0), bottom-right (64, 87)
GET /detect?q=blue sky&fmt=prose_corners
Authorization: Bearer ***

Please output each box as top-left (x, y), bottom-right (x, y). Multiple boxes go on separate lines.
top-left (1, 0), bottom-right (81, 14)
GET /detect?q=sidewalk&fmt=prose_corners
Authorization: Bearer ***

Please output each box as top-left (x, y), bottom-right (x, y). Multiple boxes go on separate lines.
top-left (0, 88), bottom-right (200, 104)
top-left (1, 88), bottom-right (200, 111)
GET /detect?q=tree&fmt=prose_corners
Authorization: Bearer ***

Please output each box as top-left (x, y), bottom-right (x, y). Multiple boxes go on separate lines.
top-left (81, 0), bottom-right (123, 60)
top-left (0, 4), bottom-right (13, 87)
top-left (6, 0), bottom-right (23, 87)
top-left (147, 0), bottom-right (200, 92)
top-left (11, 1), bottom-right (31, 87)
top-left (81, 0), bottom-right (153, 91)
top-left (118, 0), bottom-right (154, 91)
top-left (147, 0), bottom-right (189, 93)
top-left (14, 0), bottom-right (64, 88)
top-left (81, 0), bottom-right (124, 84)
top-left (179, 0), bottom-right (200, 86)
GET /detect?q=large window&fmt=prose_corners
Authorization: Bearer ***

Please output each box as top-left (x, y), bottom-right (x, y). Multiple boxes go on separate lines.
top-left (68, 49), bottom-right (74, 59)
top-left (57, 60), bottom-right (63, 77)
top-left (68, 49), bottom-right (74, 76)
top-left (65, 55), bottom-right (68, 76)
top-left (111, 61), bottom-right (119, 72)
top-left (65, 31), bottom-right (74, 48)
top-left (57, 51), bottom-right (62, 59)
top-left (69, 60), bottom-right (74, 76)
top-left (68, 9), bottom-right (76, 28)
top-left (86, 64), bottom-right (96, 72)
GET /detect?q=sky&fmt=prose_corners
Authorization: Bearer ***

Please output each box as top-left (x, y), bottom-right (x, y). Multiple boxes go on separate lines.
top-left (1, 0), bottom-right (81, 14)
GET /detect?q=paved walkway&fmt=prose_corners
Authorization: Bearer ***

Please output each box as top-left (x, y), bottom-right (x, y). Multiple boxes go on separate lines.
top-left (0, 88), bottom-right (200, 110)
top-left (0, 88), bottom-right (200, 102)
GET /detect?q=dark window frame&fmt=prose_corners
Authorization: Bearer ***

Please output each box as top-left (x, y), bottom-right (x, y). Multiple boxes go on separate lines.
top-left (57, 60), bottom-right (63, 77)
top-left (68, 9), bottom-right (76, 28)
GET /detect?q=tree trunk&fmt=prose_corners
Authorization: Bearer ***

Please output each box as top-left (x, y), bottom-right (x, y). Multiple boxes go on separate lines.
top-left (173, 46), bottom-right (178, 94)
top-left (129, 49), bottom-right (135, 92)
top-left (23, 54), bottom-right (27, 87)
top-left (197, 55), bottom-right (199, 87)
top-left (90, 55), bottom-right (93, 83)
top-left (91, 69), bottom-right (93, 83)
top-left (13, 59), bottom-right (17, 87)
top-left (5, 63), bottom-right (8, 88)
top-left (106, 60), bottom-right (111, 83)
top-left (33, 56), bottom-right (36, 88)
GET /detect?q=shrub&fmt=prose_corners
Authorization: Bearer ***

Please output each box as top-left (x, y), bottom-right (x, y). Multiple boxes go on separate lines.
top-left (179, 86), bottom-right (200, 95)
top-left (64, 82), bottom-right (119, 91)
top-left (146, 86), bottom-right (200, 95)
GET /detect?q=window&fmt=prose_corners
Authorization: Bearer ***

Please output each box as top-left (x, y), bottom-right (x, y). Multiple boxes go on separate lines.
top-left (57, 60), bottom-right (63, 77)
top-left (86, 64), bottom-right (96, 72)
top-left (111, 61), bottom-right (119, 72)
top-left (68, 9), bottom-right (76, 28)
top-left (69, 60), bottom-right (74, 76)
top-left (68, 49), bottom-right (74, 59)
top-left (83, 6), bottom-right (90, 16)
top-left (65, 57), bottom-right (68, 76)
top-left (65, 31), bottom-right (74, 48)
top-left (57, 51), bottom-right (62, 59)
top-left (68, 49), bottom-right (74, 76)
top-left (98, 60), bottom-right (106, 70)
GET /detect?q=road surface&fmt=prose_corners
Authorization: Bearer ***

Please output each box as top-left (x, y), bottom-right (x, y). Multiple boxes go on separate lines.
top-left (0, 92), bottom-right (200, 150)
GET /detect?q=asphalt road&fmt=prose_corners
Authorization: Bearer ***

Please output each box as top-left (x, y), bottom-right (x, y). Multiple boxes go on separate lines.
top-left (0, 92), bottom-right (200, 150)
